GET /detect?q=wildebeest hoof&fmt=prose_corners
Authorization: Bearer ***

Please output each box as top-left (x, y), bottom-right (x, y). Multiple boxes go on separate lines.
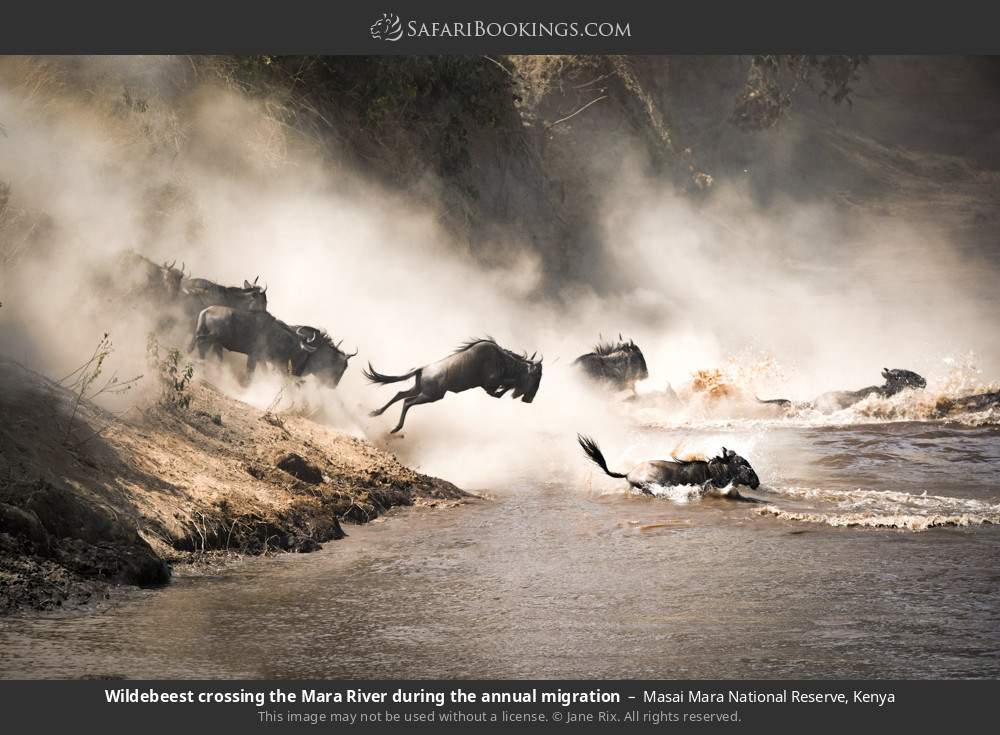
top-left (368, 409), bottom-right (381, 417)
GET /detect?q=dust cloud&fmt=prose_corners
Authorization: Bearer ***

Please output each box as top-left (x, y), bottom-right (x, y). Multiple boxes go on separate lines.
top-left (1, 56), bottom-right (997, 487)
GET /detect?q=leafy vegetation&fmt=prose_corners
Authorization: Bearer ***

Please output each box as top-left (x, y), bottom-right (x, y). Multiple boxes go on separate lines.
top-left (59, 333), bottom-right (141, 442)
top-left (146, 333), bottom-right (194, 411)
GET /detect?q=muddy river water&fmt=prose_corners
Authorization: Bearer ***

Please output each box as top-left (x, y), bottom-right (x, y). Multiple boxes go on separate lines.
top-left (1, 422), bottom-right (999, 679)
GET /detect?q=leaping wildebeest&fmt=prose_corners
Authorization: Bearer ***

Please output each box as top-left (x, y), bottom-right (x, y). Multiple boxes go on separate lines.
top-left (190, 305), bottom-right (356, 387)
top-left (578, 435), bottom-right (761, 500)
top-left (364, 337), bottom-right (543, 434)
top-left (574, 335), bottom-right (649, 392)
top-left (757, 368), bottom-right (927, 414)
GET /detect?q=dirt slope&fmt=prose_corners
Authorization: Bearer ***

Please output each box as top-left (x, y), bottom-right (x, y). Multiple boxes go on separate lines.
top-left (0, 358), bottom-right (465, 613)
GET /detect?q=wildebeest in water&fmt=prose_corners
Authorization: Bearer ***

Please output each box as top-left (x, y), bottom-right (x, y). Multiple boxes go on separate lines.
top-left (578, 434), bottom-right (761, 500)
top-left (757, 368), bottom-right (927, 413)
top-left (190, 305), bottom-right (356, 387)
top-left (364, 337), bottom-right (543, 434)
top-left (574, 336), bottom-right (649, 392)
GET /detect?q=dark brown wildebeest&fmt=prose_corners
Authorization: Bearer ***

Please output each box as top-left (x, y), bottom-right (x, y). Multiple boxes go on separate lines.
top-left (364, 337), bottom-right (543, 433)
top-left (574, 335), bottom-right (649, 392)
top-left (190, 305), bottom-right (355, 387)
top-left (578, 434), bottom-right (761, 500)
top-left (757, 368), bottom-right (927, 414)
top-left (180, 275), bottom-right (267, 316)
top-left (932, 390), bottom-right (1000, 416)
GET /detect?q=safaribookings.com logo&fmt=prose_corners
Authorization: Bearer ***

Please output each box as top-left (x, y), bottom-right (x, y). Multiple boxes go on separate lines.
top-left (370, 13), bottom-right (631, 42)
top-left (370, 13), bottom-right (404, 41)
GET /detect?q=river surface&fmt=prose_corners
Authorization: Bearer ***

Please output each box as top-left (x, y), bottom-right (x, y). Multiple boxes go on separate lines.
top-left (2, 421), bottom-right (999, 679)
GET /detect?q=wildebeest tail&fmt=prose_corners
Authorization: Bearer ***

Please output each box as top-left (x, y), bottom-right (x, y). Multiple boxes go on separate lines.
top-left (187, 307), bottom-right (210, 353)
top-left (362, 362), bottom-right (420, 385)
top-left (577, 434), bottom-right (627, 479)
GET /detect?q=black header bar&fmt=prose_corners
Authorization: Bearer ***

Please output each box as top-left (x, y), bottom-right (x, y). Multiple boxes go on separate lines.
top-left (2, 1), bottom-right (1000, 55)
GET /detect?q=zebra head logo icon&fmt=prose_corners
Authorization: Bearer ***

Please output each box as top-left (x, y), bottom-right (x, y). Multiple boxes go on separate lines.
top-left (370, 13), bottom-right (404, 42)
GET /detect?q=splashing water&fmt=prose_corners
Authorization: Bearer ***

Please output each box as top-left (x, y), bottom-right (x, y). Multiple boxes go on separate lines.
top-left (755, 484), bottom-right (1000, 530)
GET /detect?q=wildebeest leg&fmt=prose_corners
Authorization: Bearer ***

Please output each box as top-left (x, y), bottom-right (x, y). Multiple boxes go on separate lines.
top-left (390, 393), bottom-right (436, 434)
top-left (246, 353), bottom-right (257, 382)
top-left (370, 385), bottom-right (420, 417)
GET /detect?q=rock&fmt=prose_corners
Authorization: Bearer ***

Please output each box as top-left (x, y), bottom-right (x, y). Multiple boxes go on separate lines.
top-left (275, 452), bottom-right (324, 485)
top-left (0, 502), bottom-right (49, 548)
top-left (288, 536), bottom-right (321, 553)
top-left (3, 480), bottom-right (169, 588)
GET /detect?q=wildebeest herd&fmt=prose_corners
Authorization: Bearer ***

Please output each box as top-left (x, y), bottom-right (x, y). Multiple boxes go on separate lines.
top-left (123, 251), bottom-right (1000, 502)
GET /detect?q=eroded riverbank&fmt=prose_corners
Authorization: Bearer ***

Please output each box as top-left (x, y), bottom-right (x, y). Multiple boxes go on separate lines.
top-left (0, 359), bottom-right (465, 613)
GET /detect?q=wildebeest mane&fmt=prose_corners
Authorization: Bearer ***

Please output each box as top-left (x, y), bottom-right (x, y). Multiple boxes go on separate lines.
top-left (590, 338), bottom-right (637, 357)
top-left (668, 451), bottom-right (725, 465)
top-left (454, 336), bottom-right (537, 363)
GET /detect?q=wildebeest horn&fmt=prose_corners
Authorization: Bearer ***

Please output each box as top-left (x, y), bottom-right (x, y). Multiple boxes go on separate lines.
top-left (253, 275), bottom-right (259, 285)
top-left (181, 261), bottom-right (186, 275)
top-left (346, 347), bottom-right (358, 358)
top-left (530, 351), bottom-right (537, 361)
top-left (300, 340), bottom-right (318, 353)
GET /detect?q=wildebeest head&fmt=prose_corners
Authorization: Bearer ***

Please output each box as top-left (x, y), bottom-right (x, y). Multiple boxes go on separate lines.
top-left (881, 368), bottom-right (927, 394)
top-left (622, 339), bottom-right (649, 381)
top-left (161, 260), bottom-right (184, 298)
top-left (512, 352), bottom-right (543, 403)
top-left (296, 327), bottom-right (356, 388)
top-left (241, 277), bottom-right (268, 312)
top-left (712, 447), bottom-right (760, 489)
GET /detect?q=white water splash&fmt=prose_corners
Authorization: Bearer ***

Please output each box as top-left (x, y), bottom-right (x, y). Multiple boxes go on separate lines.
top-left (756, 484), bottom-right (1000, 530)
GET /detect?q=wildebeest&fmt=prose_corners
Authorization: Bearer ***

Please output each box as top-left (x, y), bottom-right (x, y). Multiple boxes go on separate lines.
top-left (934, 390), bottom-right (1000, 416)
top-left (117, 250), bottom-right (185, 302)
top-left (364, 337), bottom-right (543, 434)
top-left (574, 336), bottom-right (649, 392)
top-left (757, 368), bottom-right (927, 413)
top-left (190, 306), bottom-right (355, 387)
top-left (181, 275), bottom-right (267, 316)
top-left (578, 435), bottom-right (761, 500)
